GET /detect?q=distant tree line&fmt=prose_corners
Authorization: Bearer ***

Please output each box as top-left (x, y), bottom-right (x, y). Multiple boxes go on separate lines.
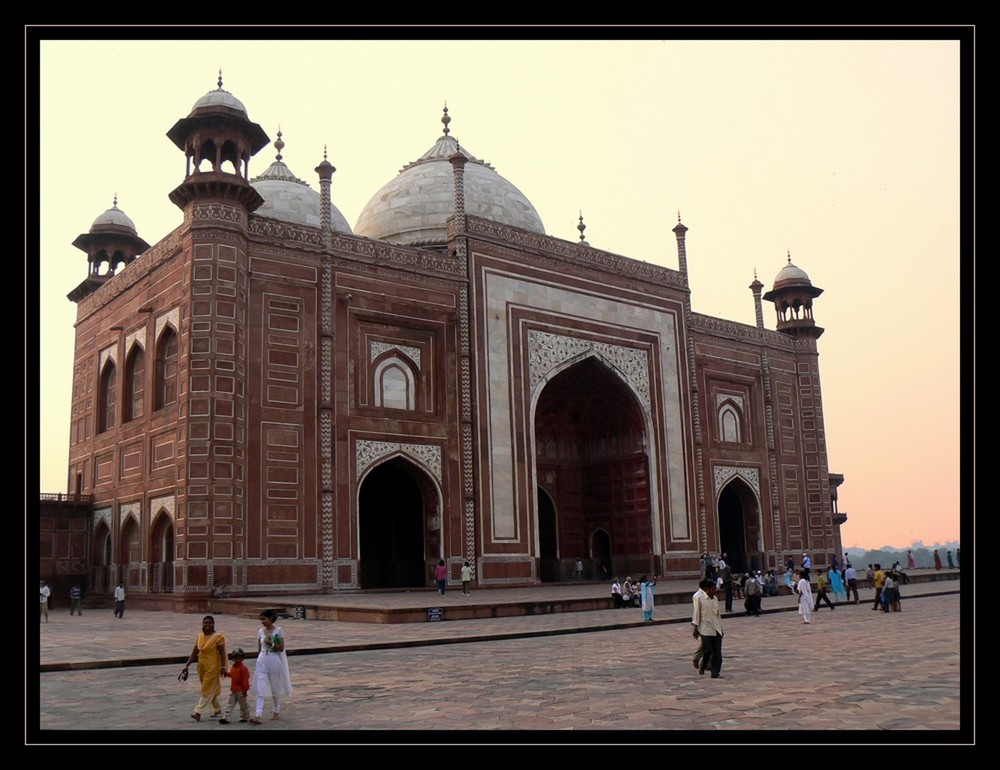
top-left (842, 544), bottom-right (960, 570)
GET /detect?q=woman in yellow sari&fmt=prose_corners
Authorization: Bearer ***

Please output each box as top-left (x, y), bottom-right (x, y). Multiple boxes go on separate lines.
top-left (181, 615), bottom-right (228, 721)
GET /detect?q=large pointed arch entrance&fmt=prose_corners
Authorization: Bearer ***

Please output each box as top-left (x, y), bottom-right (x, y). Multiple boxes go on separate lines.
top-left (717, 478), bottom-right (763, 574)
top-left (91, 518), bottom-right (112, 593)
top-left (358, 457), bottom-right (439, 589)
top-left (534, 355), bottom-right (652, 581)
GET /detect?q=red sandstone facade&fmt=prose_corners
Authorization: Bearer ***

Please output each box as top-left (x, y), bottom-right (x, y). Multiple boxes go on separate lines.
top-left (51, 82), bottom-right (844, 606)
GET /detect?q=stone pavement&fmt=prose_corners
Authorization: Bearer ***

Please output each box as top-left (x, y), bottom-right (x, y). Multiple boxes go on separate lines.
top-left (30, 578), bottom-right (968, 741)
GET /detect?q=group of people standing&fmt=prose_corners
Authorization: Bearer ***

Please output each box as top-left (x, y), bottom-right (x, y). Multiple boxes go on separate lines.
top-left (181, 609), bottom-right (293, 725)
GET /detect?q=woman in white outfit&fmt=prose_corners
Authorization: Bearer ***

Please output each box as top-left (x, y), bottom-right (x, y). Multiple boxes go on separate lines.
top-left (250, 609), bottom-right (293, 723)
top-left (795, 568), bottom-right (813, 624)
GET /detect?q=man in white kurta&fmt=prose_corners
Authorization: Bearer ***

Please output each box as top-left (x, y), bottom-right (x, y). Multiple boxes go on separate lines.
top-left (795, 569), bottom-right (813, 624)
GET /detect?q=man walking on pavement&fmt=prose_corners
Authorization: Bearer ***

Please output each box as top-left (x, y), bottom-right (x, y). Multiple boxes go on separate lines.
top-left (69, 583), bottom-right (83, 616)
top-left (692, 580), bottom-right (724, 678)
top-left (691, 578), bottom-right (710, 671)
top-left (813, 568), bottom-right (836, 611)
top-left (801, 552), bottom-right (811, 581)
top-left (844, 562), bottom-right (859, 604)
top-left (114, 582), bottom-right (126, 618)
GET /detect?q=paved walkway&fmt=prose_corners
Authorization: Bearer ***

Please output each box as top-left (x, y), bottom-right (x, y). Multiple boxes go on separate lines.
top-left (31, 577), bottom-right (967, 739)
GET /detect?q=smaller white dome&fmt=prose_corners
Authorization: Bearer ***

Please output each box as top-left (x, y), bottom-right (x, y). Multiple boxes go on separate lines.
top-left (189, 75), bottom-right (248, 118)
top-left (91, 201), bottom-right (137, 234)
top-left (772, 260), bottom-right (812, 289)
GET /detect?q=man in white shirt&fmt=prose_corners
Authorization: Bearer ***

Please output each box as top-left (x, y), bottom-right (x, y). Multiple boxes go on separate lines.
top-left (844, 562), bottom-right (859, 604)
top-left (690, 579), bottom-right (710, 669)
top-left (114, 582), bottom-right (126, 618)
top-left (801, 553), bottom-right (812, 580)
top-left (692, 581), bottom-right (724, 678)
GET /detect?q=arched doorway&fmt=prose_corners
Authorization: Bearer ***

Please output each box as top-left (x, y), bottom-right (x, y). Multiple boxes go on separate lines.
top-left (358, 457), bottom-right (437, 589)
top-left (91, 519), bottom-right (112, 593)
top-left (591, 528), bottom-right (612, 580)
top-left (534, 355), bottom-right (651, 580)
top-left (149, 511), bottom-right (174, 593)
top-left (537, 487), bottom-right (558, 582)
top-left (717, 479), bottom-right (761, 574)
top-left (119, 515), bottom-right (140, 589)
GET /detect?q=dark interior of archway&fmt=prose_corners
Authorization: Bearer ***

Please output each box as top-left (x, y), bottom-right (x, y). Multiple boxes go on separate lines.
top-left (534, 356), bottom-right (651, 578)
top-left (719, 484), bottom-right (748, 573)
top-left (359, 460), bottom-right (426, 589)
top-left (538, 488), bottom-right (558, 582)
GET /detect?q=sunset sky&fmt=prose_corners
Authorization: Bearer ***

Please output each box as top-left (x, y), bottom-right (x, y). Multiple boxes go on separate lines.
top-left (33, 34), bottom-right (965, 551)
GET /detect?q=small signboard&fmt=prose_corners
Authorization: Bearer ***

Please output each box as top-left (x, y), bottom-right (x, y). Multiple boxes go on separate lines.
top-left (427, 607), bottom-right (443, 622)
top-left (294, 605), bottom-right (306, 620)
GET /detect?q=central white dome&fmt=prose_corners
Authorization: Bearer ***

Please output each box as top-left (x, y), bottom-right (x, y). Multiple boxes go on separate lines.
top-left (355, 111), bottom-right (544, 249)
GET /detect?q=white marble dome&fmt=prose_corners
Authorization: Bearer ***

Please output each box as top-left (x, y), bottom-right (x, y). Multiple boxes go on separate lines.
top-left (355, 110), bottom-right (544, 249)
top-left (251, 134), bottom-right (352, 233)
top-left (772, 259), bottom-right (813, 290)
top-left (91, 200), bottom-right (138, 234)
top-left (190, 78), bottom-right (248, 118)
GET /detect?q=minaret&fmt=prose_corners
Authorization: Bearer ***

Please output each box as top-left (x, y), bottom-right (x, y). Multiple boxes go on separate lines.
top-left (67, 196), bottom-right (150, 302)
top-left (750, 269), bottom-right (765, 331)
top-left (762, 253), bottom-right (825, 339)
top-left (315, 145), bottom-right (336, 247)
top-left (166, 72), bottom-right (269, 213)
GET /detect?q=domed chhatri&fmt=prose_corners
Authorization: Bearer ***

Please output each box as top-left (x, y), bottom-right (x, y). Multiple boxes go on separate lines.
top-left (355, 105), bottom-right (545, 249)
top-left (67, 195), bottom-right (151, 301)
top-left (188, 70), bottom-right (250, 119)
top-left (88, 197), bottom-right (140, 236)
top-left (762, 252), bottom-right (825, 339)
top-left (251, 129), bottom-right (352, 233)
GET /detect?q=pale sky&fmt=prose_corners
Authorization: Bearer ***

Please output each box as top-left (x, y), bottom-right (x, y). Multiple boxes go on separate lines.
top-left (34, 35), bottom-right (964, 551)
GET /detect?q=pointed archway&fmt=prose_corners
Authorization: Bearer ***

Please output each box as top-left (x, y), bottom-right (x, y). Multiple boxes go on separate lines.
top-left (534, 355), bottom-right (651, 580)
top-left (91, 519), bottom-right (112, 593)
top-left (537, 487), bottom-right (558, 582)
top-left (149, 511), bottom-right (174, 593)
top-left (358, 457), bottom-right (438, 589)
top-left (119, 515), bottom-right (140, 589)
top-left (717, 478), bottom-right (762, 574)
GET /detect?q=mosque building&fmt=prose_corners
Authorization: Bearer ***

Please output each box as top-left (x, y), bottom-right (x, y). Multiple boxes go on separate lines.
top-left (51, 77), bottom-right (846, 603)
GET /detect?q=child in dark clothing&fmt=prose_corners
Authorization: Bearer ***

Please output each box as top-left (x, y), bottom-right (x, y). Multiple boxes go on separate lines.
top-left (219, 648), bottom-right (251, 723)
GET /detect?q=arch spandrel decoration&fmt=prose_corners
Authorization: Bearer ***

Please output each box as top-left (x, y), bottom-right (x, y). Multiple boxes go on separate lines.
top-left (713, 465), bottom-right (760, 497)
top-left (154, 308), bottom-right (181, 342)
top-left (125, 328), bottom-right (147, 355)
top-left (99, 344), bottom-right (117, 370)
top-left (715, 393), bottom-right (744, 411)
top-left (356, 440), bottom-right (442, 484)
top-left (93, 506), bottom-right (113, 531)
top-left (370, 341), bottom-right (422, 370)
top-left (119, 501), bottom-right (141, 528)
top-left (527, 330), bottom-right (650, 412)
top-left (149, 494), bottom-right (175, 521)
